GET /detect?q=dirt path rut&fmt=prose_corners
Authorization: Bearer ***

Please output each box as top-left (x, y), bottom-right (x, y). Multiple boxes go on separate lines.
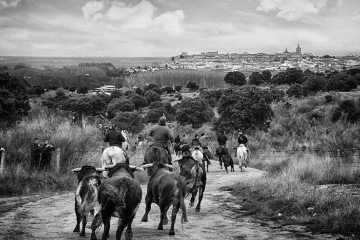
top-left (0, 161), bottom-right (342, 240)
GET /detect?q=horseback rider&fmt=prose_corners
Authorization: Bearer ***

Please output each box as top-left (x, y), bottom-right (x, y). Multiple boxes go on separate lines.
top-left (191, 134), bottom-right (201, 149)
top-left (199, 133), bottom-right (212, 166)
top-left (149, 116), bottom-right (174, 164)
top-left (237, 131), bottom-right (251, 157)
top-left (237, 131), bottom-right (248, 149)
top-left (104, 125), bottom-right (130, 164)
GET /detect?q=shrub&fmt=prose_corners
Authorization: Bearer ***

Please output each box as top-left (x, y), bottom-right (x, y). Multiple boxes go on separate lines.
top-left (107, 98), bottom-right (135, 118)
top-left (144, 90), bottom-right (161, 104)
top-left (0, 73), bottom-right (31, 127)
top-left (224, 71), bottom-right (247, 86)
top-left (176, 97), bottom-right (214, 128)
top-left (332, 100), bottom-right (360, 123)
top-left (112, 111), bottom-right (144, 134)
top-left (327, 73), bottom-right (357, 92)
top-left (249, 72), bottom-right (264, 85)
top-left (215, 86), bottom-right (273, 132)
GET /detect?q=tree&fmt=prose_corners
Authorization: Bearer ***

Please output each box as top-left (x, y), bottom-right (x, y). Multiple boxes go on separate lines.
top-left (146, 108), bottom-right (168, 123)
top-left (249, 72), bottom-right (264, 85)
top-left (149, 101), bottom-right (165, 110)
top-left (109, 90), bottom-right (122, 101)
top-left (131, 94), bottom-right (148, 110)
top-left (69, 86), bottom-right (76, 92)
top-left (199, 90), bottom-right (220, 107)
top-left (332, 100), bottom-right (360, 123)
top-left (77, 85), bottom-right (88, 95)
top-left (112, 111), bottom-right (144, 134)
top-left (144, 90), bottom-right (161, 104)
top-left (215, 87), bottom-right (273, 132)
top-left (186, 81), bottom-right (199, 91)
top-left (144, 83), bottom-right (162, 95)
top-left (33, 85), bottom-right (45, 96)
top-left (175, 85), bottom-right (182, 92)
top-left (164, 86), bottom-right (175, 94)
top-left (175, 97), bottom-right (214, 128)
top-left (107, 98), bottom-right (135, 118)
top-left (13, 63), bottom-right (31, 70)
top-left (272, 68), bottom-right (303, 85)
top-left (0, 73), bottom-right (31, 126)
top-left (224, 71), bottom-right (247, 86)
top-left (327, 73), bottom-right (357, 92)
top-left (286, 84), bottom-right (304, 98)
top-left (68, 95), bottom-right (107, 116)
top-left (302, 74), bottom-right (327, 94)
top-left (262, 70), bottom-right (272, 83)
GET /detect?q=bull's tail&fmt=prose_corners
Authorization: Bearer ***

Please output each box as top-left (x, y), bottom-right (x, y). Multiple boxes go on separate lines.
top-left (186, 164), bottom-right (199, 198)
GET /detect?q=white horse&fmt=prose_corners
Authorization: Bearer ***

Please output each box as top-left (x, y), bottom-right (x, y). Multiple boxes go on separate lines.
top-left (236, 144), bottom-right (248, 172)
top-left (192, 149), bottom-right (204, 165)
top-left (101, 146), bottom-right (126, 177)
top-left (121, 130), bottom-right (130, 151)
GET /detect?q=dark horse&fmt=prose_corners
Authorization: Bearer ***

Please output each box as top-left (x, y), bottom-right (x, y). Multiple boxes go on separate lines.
top-left (143, 144), bottom-right (169, 176)
top-left (202, 147), bottom-right (212, 172)
top-left (173, 156), bottom-right (206, 212)
top-left (216, 146), bottom-right (228, 169)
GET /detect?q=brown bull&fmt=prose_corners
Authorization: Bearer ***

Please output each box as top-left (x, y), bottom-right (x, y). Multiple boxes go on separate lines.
top-left (71, 165), bottom-right (104, 237)
top-left (90, 163), bottom-right (143, 240)
top-left (222, 153), bottom-right (234, 173)
top-left (173, 156), bottom-right (207, 212)
top-left (141, 162), bottom-right (188, 235)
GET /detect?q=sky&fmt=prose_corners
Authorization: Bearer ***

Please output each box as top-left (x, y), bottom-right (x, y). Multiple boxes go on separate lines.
top-left (0, 0), bottom-right (359, 57)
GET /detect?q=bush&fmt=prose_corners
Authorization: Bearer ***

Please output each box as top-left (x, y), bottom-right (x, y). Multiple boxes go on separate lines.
top-left (327, 73), bottom-right (357, 92)
top-left (112, 111), bottom-right (144, 134)
top-left (332, 100), bottom-right (360, 123)
top-left (176, 97), bottom-right (214, 128)
top-left (287, 84), bottom-right (305, 98)
top-left (131, 94), bottom-right (148, 109)
top-left (0, 73), bottom-right (31, 127)
top-left (144, 90), bottom-right (161, 104)
top-left (107, 98), bottom-right (135, 118)
top-left (215, 86), bottom-right (273, 132)
top-left (224, 71), bottom-right (247, 86)
top-left (249, 72), bottom-right (264, 85)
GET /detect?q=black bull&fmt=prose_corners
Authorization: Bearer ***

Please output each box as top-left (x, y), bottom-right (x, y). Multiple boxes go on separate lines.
top-left (90, 163), bottom-right (143, 240)
top-left (141, 162), bottom-right (188, 236)
top-left (143, 145), bottom-right (170, 176)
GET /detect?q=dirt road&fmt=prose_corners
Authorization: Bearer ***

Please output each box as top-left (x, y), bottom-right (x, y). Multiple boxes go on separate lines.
top-left (0, 161), bottom-right (343, 240)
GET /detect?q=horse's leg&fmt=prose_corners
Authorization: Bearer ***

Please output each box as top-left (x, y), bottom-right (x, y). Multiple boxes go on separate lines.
top-left (195, 185), bottom-right (205, 212)
top-left (219, 156), bottom-right (222, 169)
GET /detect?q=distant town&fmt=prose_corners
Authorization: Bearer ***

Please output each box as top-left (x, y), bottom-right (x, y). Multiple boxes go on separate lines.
top-left (169, 45), bottom-right (360, 72)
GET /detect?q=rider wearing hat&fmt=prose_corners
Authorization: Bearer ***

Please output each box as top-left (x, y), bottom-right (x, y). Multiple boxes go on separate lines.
top-left (104, 125), bottom-right (130, 164)
top-left (237, 131), bottom-right (249, 151)
top-left (149, 116), bottom-right (174, 164)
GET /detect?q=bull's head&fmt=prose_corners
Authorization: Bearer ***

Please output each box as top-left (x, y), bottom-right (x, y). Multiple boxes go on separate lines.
top-left (71, 166), bottom-right (104, 183)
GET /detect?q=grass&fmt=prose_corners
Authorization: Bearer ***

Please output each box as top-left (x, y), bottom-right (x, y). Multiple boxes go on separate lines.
top-left (226, 153), bottom-right (360, 238)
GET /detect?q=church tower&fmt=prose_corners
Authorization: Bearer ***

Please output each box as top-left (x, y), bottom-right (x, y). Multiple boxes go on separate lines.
top-left (296, 44), bottom-right (301, 54)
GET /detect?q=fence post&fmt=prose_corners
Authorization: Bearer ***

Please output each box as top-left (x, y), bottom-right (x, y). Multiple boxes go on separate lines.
top-left (0, 151), bottom-right (5, 176)
top-left (56, 148), bottom-right (61, 173)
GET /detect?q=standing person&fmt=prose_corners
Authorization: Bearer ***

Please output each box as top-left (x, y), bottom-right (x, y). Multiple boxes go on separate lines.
top-left (41, 139), bottom-right (55, 170)
top-left (104, 125), bottom-right (129, 164)
top-left (31, 138), bottom-right (43, 171)
top-left (149, 116), bottom-right (174, 164)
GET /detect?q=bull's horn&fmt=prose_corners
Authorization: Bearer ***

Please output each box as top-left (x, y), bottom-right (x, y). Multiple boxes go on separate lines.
top-left (71, 167), bottom-right (82, 173)
top-left (95, 168), bottom-right (104, 172)
top-left (165, 164), bottom-right (175, 170)
top-left (104, 165), bottom-right (116, 170)
top-left (142, 163), bottom-right (154, 169)
top-left (172, 159), bottom-right (181, 162)
top-left (129, 165), bottom-right (145, 172)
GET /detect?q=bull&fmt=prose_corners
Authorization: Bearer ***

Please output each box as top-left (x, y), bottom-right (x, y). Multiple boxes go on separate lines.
top-left (141, 162), bottom-right (188, 235)
top-left (90, 163), bottom-right (144, 240)
top-left (222, 153), bottom-right (234, 173)
top-left (71, 165), bottom-right (104, 237)
top-left (172, 156), bottom-right (207, 212)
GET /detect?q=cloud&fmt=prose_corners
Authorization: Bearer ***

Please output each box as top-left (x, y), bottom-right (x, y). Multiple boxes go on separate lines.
top-left (256, 0), bottom-right (327, 21)
top-left (105, 0), bottom-right (156, 28)
top-left (0, 0), bottom-right (21, 10)
top-left (153, 10), bottom-right (185, 36)
top-left (81, 0), bottom-right (104, 20)
top-left (81, 0), bottom-right (185, 36)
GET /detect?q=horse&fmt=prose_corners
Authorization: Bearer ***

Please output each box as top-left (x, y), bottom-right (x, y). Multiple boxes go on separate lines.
top-left (202, 147), bottom-right (212, 172)
top-left (173, 143), bottom-right (182, 157)
top-left (143, 144), bottom-right (169, 176)
top-left (101, 146), bottom-right (127, 177)
top-left (121, 130), bottom-right (130, 151)
top-left (236, 144), bottom-right (248, 172)
top-left (216, 146), bottom-right (228, 169)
